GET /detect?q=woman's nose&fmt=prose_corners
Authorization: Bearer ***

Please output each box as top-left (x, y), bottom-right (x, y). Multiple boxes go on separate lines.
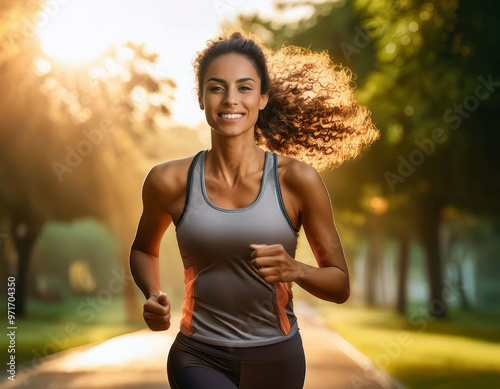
top-left (223, 89), bottom-right (237, 105)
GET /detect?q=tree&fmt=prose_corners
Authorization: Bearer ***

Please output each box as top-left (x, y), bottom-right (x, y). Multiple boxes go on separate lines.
top-left (353, 0), bottom-right (500, 317)
top-left (0, 0), bottom-right (177, 319)
top-left (234, 0), bottom-right (500, 317)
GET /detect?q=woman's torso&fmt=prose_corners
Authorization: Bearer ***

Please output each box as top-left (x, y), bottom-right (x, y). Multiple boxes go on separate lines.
top-left (158, 148), bottom-right (303, 348)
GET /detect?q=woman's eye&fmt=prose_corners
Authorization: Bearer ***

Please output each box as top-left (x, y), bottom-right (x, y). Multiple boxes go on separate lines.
top-left (209, 86), bottom-right (251, 91)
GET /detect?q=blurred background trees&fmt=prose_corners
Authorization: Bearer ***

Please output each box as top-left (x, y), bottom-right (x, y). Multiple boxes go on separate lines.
top-left (0, 0), bottom-right (200, 318)
top-left (235, 0), bottom-right (500, 317)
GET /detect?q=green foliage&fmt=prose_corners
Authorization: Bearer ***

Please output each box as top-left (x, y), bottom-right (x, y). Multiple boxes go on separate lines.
top-left (237, 0), bottom-right (500, 215)
top-left (234, 0), bottom-right (500, 312)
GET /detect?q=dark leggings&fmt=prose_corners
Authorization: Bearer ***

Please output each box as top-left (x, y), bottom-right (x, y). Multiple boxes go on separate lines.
top-left (167, 330), bottom-right (306, 389)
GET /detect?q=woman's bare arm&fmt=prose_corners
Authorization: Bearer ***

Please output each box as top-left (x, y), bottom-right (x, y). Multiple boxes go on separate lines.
top-left (289, 161), bottom-right (350, 303)
top-left (130, 164), bottom-right (173, 300)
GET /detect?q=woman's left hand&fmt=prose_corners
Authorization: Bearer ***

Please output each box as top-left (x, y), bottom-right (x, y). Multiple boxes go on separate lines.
top-left (249, 243), bottom-right (303, 283)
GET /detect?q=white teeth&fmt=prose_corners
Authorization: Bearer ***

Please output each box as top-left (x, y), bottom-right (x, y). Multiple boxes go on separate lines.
top-left (221, 114), bottom-right (243, 119)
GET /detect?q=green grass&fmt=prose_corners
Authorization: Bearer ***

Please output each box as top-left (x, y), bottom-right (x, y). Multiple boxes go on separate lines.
top-left (1, 296), bottom-right (145, 367)
top-left (313, 300), bottom-right (500, 389)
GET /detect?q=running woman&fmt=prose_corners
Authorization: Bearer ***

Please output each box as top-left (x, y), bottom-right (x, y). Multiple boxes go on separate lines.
top-left (130, 29), bottom-right (380, 389)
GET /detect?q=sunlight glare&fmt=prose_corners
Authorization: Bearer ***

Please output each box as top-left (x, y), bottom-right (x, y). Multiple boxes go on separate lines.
top-left (34, 0), bottom-right (319, 126)
top-left (37, 1), bottom-right (129, 63)
top-left (56, 331), bottom-right (174, 371)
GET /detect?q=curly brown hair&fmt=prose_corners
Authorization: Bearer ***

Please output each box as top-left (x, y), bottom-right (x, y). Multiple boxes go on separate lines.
top-left (193, 28), bottom-right (380, 171)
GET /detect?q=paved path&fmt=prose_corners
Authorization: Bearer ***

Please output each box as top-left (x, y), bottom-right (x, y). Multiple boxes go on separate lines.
top-left (1, 301), bottom-right (405, 389)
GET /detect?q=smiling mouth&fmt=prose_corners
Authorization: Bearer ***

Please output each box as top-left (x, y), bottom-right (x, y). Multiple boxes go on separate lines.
top-left (218, 113), bottom-right (245, 119)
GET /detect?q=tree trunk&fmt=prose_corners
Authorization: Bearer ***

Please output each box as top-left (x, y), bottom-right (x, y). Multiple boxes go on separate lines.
top-left (9, 215), bottom-right (44, 317)
top-left (395, 232), bottom-right (410, 315)
top-left (365, 211), bottom-right (384, 306)
top-left (455, 258), bottom-right (470, 310)
top-left (419, 197), bottom-right (447, 319)
top-left (451, 243), bottom-right (471, 310)
top-left (0, 219), bottom-right (9, 295)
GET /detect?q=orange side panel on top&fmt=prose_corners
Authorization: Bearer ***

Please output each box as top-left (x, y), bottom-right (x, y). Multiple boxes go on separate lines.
top-left (275, 281), bottom-right (292, 335)
top-left (181, 266), bottom-right (196, 334)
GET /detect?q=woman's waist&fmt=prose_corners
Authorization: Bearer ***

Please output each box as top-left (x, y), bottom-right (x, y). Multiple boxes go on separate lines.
top-left (175, 321), bottom-right (302, 360)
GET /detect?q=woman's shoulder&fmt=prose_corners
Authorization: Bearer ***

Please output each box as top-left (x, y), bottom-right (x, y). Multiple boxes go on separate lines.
top-left (153, 152), bottom-right (199, 174)
top-left (274, 153), bottom-right (324, 217)
top-left (276, 153), bottom-right (319, 183)
top-left (145, 151), bottom-right (201, 199)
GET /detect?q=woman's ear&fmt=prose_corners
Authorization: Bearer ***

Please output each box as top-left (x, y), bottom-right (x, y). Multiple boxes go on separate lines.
top-left (259, 92), bottom-right (269, 111)
top-left (199, 99), bottom-right (204, 110)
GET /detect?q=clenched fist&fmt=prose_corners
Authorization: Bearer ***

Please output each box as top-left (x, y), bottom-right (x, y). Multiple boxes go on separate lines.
top-left (143, 291), bottom-right (171, 331)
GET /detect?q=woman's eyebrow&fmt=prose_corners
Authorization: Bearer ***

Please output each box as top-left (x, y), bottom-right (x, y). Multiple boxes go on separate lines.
top-left (206, 77), bottom-right (256, 84)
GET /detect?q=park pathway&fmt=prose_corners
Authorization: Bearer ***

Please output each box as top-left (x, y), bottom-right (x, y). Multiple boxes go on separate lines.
top-left (1, 300), bottom-right (406, 389)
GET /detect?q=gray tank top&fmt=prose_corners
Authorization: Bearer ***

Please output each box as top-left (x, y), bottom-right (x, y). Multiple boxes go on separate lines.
top-left (174, 148), bottom-right (300, 348)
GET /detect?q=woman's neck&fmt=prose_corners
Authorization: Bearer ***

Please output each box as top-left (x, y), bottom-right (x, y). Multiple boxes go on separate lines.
top-left (205, 140), bottom-right (265, 189)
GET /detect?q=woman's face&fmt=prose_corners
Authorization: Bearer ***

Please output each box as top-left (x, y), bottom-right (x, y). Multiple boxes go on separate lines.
top-left (199, 53), bottom-right (268, 138)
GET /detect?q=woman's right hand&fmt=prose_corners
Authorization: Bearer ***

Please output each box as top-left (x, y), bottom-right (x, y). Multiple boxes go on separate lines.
top-left (143, 290), bottom-right (171, 331)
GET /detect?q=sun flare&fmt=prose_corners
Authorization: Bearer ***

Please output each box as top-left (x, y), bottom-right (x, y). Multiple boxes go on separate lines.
top-left (36, 1), bottom-right (132, 63)
top-left (33, 0), bottom-right (305, 126)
